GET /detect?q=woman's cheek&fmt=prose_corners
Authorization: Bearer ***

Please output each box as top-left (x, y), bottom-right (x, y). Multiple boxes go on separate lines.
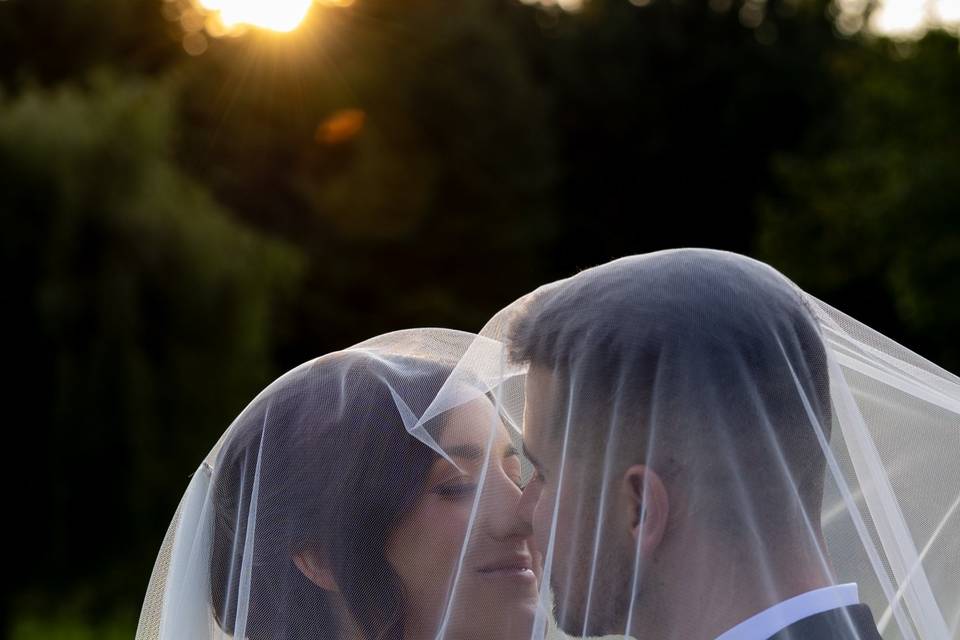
top-left (429, 497), bottom-right (473, 543)
top-left (388, 499), bottom-right (470, 605)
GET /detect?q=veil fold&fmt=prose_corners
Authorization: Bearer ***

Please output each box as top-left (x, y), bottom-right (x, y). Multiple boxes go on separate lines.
top-left (414, 250), bottom-right (959, 640)
top-left (138, 251), bottom-right (959, 640)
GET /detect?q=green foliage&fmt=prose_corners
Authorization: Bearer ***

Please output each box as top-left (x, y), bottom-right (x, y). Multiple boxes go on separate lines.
top-left (11, 609), bottom-right (134, 640)
top-left (168, 0), bottom-right (558, 349)
top-left (495, 0), bottom-right (849, 271)
top-left (759, 31), bottom-right (960, 368)
top-left (2, 0), bottom-right (960, 635)
top-left (0, 75), bottom-right (302, 620)
top-left (0, 0), bottom-right (180, 89)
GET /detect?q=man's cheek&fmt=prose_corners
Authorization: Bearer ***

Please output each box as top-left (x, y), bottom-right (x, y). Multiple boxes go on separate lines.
top-left (532, 493), bottom-right (555, 556)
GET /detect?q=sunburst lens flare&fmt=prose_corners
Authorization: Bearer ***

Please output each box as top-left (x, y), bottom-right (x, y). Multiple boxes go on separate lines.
top-left (197, 0), bottom-right (314, 33)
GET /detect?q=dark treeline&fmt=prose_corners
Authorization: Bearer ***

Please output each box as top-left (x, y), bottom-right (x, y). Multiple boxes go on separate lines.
top-left (2, 0), bottom-right (958, 636)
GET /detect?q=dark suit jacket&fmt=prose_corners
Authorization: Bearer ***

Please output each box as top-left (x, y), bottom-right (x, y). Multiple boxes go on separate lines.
top-left (768, 604), bottom-right (882, 640)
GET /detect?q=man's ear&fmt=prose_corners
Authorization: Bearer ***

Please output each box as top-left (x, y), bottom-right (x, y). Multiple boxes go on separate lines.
top-left (623, 465), bottom-right (669, 554)
top-left (293, 550), bottom-right (339, 592)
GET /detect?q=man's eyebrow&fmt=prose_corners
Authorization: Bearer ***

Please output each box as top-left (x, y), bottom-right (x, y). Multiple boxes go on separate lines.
top-left (521, 442), bottom-right (543, 470)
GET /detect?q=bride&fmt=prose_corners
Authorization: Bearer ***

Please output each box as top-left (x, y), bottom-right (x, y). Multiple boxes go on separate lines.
top-left (135, 329), bottom-right (543, 640)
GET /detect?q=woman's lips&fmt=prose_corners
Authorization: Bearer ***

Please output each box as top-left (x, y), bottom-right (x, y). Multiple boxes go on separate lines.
top-left (477, 556), bottom-right (537, 581)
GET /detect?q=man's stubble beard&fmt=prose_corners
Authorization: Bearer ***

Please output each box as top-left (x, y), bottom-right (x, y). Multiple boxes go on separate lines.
top-left (552, 542), bottom-right (636, 638)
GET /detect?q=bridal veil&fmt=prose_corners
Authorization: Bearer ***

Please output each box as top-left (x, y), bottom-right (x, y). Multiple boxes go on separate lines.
top-left (137, 250), bottom-right (959, 640)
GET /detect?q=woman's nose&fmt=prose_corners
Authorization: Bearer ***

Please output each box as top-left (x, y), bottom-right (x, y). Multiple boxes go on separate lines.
top-left (482, 473), bottom-right (533, 540)
top-left (515, 481), bottom-right (538, 532)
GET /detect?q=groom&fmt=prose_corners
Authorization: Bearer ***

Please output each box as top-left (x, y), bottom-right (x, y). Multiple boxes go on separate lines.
top-left (511, 250), bottom-right (882, 639)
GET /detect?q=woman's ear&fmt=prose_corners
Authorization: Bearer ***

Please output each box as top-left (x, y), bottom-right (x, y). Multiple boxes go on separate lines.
top-left (293, 550), bottom-right (339, 592)
top-left (623, 465), bottom-right (669, 555)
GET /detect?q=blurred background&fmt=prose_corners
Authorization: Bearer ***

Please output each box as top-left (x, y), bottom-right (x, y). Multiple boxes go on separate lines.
top-left (1, 0), bottom-right (958, 637)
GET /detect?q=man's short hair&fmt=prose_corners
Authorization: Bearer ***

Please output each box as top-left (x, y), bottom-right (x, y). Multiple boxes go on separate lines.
top-left (508, 250), bottom-right (832, 529)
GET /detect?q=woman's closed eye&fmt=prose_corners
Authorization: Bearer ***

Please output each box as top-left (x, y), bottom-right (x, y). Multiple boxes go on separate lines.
top-left (433, 480), bottom-right (477, 500)
top-left (434, 465), bottom-right (524, 497)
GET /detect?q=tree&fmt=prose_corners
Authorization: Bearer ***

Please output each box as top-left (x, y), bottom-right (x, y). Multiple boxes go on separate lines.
top-left (172, 0), bottom-right (559, 358)
top-left (0, 0), bottom-right (180, 90)
top-left (759, 31), bottom-right (960, 370)
top-left (0, 75), bottom-right (302, 626)
top-left (505, 0), bottom-right (846, 274)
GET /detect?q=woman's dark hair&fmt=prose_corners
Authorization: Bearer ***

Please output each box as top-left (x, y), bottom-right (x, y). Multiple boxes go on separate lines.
top-left (210, 351), bottom-right (454, 640)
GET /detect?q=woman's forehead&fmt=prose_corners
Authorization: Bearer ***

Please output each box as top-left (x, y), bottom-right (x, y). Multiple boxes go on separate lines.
top-left (437, 398), bottom-right (510, 450)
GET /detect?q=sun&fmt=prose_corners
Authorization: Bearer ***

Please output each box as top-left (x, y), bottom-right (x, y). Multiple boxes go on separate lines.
top-left (197, 0), bottom-right (315, 33)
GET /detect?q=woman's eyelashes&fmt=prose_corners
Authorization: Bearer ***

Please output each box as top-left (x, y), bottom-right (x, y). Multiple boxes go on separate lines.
top-left (433, 479), bottom-right (477, 500)
top-left (433, 464), bottom-right (525, 498)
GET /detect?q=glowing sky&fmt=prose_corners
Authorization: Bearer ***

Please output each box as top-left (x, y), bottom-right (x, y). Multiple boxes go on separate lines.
top-left (870, 0), bottom-right (960, 35)
top-left (527, 0), bottom-right (960, 37)
top-left (195, 0), bottom-right (960, 38)
top-left (196, 0), bottom-right (314, 32)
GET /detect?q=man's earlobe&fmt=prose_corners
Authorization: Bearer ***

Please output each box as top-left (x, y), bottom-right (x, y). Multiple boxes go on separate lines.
top-left (293, 550), bottom-right (339, 592)
top-left (624, 465), bottom-right (669, 554)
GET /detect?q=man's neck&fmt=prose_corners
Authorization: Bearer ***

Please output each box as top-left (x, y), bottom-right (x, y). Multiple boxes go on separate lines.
top-left (629, 556), bottom-right (836, 640)
top-left (704, 577), bottom-right (838, 639)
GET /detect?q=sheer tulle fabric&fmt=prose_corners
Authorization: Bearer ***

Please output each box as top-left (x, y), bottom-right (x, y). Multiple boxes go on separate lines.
top-left (137, 250), bottom-right (959, 640)
top-left (136, 329), bottom-right (546, 640)
top-left (431, 250), bottom-right (959, 640)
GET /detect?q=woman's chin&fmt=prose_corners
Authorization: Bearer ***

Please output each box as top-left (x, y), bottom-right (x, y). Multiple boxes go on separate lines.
top-left (490, 576), bottom-right (541, 615)
top-left (458, 605), bottom-right (539, 640)
top-left (511, 601), bottom-right (544, 639)
top-left (492, 588), bottom-right (542, 636)
top-left (445, 585), bottom-right (542, 638)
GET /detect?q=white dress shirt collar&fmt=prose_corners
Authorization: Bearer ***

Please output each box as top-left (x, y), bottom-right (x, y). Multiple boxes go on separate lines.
top-left (714, 583), bottom-right (860, 640)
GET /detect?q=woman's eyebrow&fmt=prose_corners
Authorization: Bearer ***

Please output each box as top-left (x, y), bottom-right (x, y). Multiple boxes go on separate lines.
top-left (444, 442), bottom-right (521, 461)
top-left (444, 443), bottom-right (483, 461)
